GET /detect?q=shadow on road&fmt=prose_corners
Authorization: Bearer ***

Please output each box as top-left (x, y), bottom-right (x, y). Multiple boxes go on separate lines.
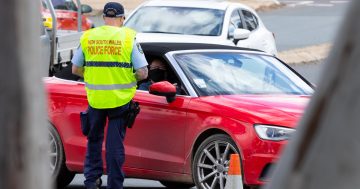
top-left (66, 175), bottom-right (194, 189)
top-left (66, 186), bottom-right (165, 189)
top-left (67, 187), bottom-right (185, 189)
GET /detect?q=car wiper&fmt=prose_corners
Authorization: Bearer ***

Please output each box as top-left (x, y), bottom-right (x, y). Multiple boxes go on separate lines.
top-left (141, 31), bottom-right (184, 34)
top-left (192, 33), bottom-right (219, 36)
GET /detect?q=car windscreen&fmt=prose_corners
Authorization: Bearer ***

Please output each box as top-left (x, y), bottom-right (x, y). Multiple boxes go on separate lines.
top-left (42, 0), bottom-right (77, 11)
top-left (175, 52), bottom-right (314, 96)
top-left (125, 6), bottom-right (225, 36)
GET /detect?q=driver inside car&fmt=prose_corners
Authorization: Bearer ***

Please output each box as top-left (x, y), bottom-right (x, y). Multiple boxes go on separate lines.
top-left (138, 58), bottom-right (183, 94)
top-left (138, 59), bottom-right (168, 90)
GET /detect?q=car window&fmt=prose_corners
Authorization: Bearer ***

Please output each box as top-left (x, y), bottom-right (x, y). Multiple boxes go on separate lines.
top-left (228, 9), bottom-right (243, 39)
top-left (175, 52), bottom-right (313, 96)
top-left (242, 10), bottom-right (259, 31)
top-left (125, 6), bottom-right (225, 36)
top-left (137, 56), bottom-right (188, 96)
top-left (42, 0), bottom-right (77, 11)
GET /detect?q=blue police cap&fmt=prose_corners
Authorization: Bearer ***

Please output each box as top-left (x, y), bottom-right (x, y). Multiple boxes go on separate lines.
top-left (103, 2), bottom-right (124, 17)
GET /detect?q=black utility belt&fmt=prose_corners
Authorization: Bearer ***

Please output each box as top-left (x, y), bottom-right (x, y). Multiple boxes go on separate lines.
top-left (80, 101), bottom-right (141, 136)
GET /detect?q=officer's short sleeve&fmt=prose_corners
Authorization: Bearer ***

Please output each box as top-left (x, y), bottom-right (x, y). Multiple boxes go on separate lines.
top-left (131, 40), bottom-right (148, 70)
top-left (71, 46), bottom-right (85, 67)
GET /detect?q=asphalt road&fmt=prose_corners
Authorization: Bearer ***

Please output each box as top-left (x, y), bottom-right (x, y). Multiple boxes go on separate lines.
top-left (67, 174), bottom-right (197, 189)
top-left (259, 0), bottom-right (350, 51)
top-left (290, 61), bottom-right (325, 85)
top-left (66, 175), bottom-right (171, 189)
top-left (266, 0), bottom-right (348, 84)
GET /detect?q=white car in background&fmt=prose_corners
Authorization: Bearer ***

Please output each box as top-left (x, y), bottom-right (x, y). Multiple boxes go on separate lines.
top-left (125, 0), bottom-right (278, 55)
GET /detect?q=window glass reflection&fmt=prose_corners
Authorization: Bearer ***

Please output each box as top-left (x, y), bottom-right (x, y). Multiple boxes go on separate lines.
top-left (175, 52), bottom-right (313, 96)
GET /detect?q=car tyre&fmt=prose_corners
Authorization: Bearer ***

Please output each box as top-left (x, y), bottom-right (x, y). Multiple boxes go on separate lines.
top-left (49, 124), bottom-right (75, 188)
top-left (159, 181), bottom-right (194, 188)
top-left (192, 134), bottom-right (241, 189)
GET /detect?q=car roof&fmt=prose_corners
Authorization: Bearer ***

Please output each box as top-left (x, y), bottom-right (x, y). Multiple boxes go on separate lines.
top-left (141, 0), bottom-right (245, 10)
top-left (140, 42), bottom-right (263, 55)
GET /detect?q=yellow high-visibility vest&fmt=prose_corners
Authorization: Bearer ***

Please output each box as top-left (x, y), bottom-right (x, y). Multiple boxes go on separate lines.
top-left (80, 25), bottom-right (137, 109)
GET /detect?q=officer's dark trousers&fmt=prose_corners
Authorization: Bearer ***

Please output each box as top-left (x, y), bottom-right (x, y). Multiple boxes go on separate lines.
top-left (84, 103), bottom-right (129, 189)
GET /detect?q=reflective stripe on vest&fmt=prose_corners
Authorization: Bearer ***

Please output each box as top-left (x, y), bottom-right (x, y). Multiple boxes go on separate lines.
top-left (80, 26), bottom-right (137, 109)
top-left (85, 82), bottom-right (137, 90)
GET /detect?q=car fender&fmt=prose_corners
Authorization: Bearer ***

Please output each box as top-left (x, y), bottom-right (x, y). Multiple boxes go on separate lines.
top-left (183, 114), bottom-right (250, 174)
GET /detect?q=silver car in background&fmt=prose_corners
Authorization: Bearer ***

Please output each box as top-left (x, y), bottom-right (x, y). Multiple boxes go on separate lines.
top-left (125, 0), bottom-right (278, 55)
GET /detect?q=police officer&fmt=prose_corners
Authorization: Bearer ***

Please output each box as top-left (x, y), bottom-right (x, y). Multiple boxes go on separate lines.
top-left (71, 2), bottom-right (148, 189)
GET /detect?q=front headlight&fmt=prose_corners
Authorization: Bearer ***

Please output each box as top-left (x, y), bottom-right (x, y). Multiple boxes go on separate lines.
top-left (254, 125), bottom-right (295, 141)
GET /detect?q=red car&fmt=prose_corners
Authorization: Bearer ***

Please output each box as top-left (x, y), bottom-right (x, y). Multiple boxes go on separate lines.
top-left (46, 43), bottom-right (313, 188)
top-left (41, 0), bottom-right (94, 31)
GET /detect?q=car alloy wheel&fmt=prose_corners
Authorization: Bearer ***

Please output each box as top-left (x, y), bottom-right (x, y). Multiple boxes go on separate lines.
top-left (48, 123), bottom-right (75, 188)
top-left (193, 134), bottom-right (240, 189)
top-left (49, 128), bottom-right (58, 174)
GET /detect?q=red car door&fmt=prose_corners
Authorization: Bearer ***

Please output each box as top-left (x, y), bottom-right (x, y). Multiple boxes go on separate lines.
top-left (124, 90), bottom-right (191, 173)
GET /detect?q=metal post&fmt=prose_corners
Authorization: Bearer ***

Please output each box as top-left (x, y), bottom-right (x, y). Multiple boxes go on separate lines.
top-left (45, 0), bottom-right (57, 72)
top-left (77, 0), bottom-right (82, 32)
top-left (0, 0), bottom-right (50, 188)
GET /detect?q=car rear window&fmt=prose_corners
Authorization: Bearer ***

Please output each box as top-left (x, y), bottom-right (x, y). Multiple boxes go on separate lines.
top-left (42, 0), bottom-right (77, 11)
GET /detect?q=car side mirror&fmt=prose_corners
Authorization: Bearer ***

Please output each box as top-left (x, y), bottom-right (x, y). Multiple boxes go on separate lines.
top-left (149, 81), bottom-right (176, 103)
top-left (233, 28), bottom-right (251, 44)
top-left (81, 4), bottom-right (92, 14)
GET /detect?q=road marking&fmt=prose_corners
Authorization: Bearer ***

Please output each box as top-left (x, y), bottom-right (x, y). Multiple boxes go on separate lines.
top-left (281, 0), bottom-right (312, 2)
top-left (297, 1), bottom-right (314, 5)
top-left (330, 0), bottom-right (350, 3)
top-left (281, 0), bottom-right (314, 3)
top-left (282, 0), bottom-right (349, 7)
top-left (306, 3), bottom-right (334, 7)
top-left (285, 1), bottom-right (314, 7)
